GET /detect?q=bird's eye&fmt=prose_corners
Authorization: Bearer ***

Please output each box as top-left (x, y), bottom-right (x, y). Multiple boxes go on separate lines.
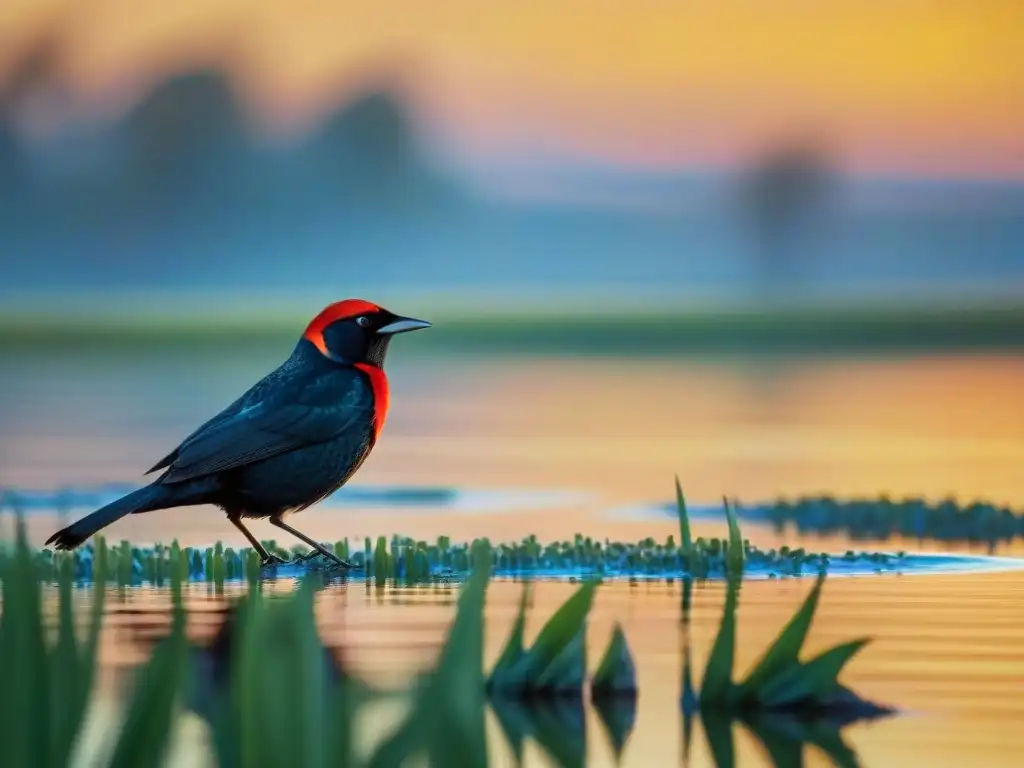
top-left (356, 316), bottom-right (371, 328)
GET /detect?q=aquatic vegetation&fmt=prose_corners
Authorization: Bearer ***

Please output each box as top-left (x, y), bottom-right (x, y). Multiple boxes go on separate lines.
top-left (750, 494), bottom-right (1024, 549)
top-left (201, 577), bottom-right (370, 766)
top-left (671, 494), bottom-right (895, 766)
top-left (692, 707), bottom-right (888, 768)
top-left (359, 541), bottom-right (492, 767)
top-left (1, 529), bottom-right (910, 587)
top-left (0, 517), bottom-right (187, 768)
top-left (696, 571), bottom-right (891, 714)
top-left (590, 623), bottom-right (638, 698)
top-left (491, 698), bottom-right (588, 768)
top-left (0, 485), bottom-right (926, 764)
top-left (0, 479), bottom-right (906, 767)
top-left (691, 499), bottom-right (890, 715)
top-left (488, 580), bottom-right (597, 698)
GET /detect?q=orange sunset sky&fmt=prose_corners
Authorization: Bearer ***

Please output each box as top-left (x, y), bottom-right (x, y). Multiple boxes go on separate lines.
top-left (1, 0), bottom-right (1022, 178)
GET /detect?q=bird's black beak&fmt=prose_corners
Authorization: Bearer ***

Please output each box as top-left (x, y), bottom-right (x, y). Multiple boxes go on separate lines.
top-left (376, 316), bottom-right (432, 335)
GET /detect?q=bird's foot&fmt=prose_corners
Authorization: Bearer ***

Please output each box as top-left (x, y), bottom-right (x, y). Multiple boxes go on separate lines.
top-left (294, 546), bottom-right (356, 569)
top-left (259, 553), bottom-right (290, 568)
top-left (317, 553), bottom-right (356, 570)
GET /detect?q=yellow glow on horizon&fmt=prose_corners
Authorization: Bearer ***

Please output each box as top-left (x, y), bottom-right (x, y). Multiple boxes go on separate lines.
top-left (1, 0), bottom-right (1021, 176)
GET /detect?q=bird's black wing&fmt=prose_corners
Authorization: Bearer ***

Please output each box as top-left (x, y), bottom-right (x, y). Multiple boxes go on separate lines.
top-left (145, 354), bottom-right (329, 475)
top-left (145, 367), bottom-right (287, 474)
top-left (155, 369), bottom-right (372, 485)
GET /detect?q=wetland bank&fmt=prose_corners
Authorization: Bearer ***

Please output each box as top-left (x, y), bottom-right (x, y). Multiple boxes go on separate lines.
top-left (1, 340), bottom-right (1023, 766)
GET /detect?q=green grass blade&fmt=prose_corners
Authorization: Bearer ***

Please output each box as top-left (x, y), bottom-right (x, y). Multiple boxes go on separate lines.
top-left (51, 554), bottom-right (82, 765)
top-left (107, 554), bottom-right (188, 768)
top-left (522, 700), bottom-right (587, 768)
top-left (488, 582), bottom-right (530, 690)
top-left (535, 626), bottom-right (587, 693)
top-left (700, 577), bottom-right (738, 706)
top-left (521, 581), bottom-right (598, 681)
top-left (675, 477), bottom-right (693, 555)
top-left (369, 541), bottom-right (493, 767)
top-left (591, 623), bottom-right (637, 696)
top-left (76, 540), bottom-right (108, 725)
top-left (744, 717), bottom-right (805, 768)
top-left (800, 719), bottom-right (861, 768)
top-left (106, 629), bottom-right (188, 768)
top-left (759, 638), bottom-right (871, 707)
top-left (328, 676), bottom-right (360, 768)
top-left (364, 712), bottom-right (424, 768)
top-left (700, 710), bottom-right (736, 768)
top-left (424, 541), bottom-right (491, 767)
top-left (592, 695), bottom-right (637, 764)
top-left (738, 572), bottom-right (826, 697)
top-left (291, 576), bottom-right (328, 767)
top-left (3, 515), bottom-right (49, 767)
top-left (229, 591), bottom-right (265, 768)
top-left (723, 497), bottom-right (744, 578)
top-left (489, 699), bottom-right (529, 766)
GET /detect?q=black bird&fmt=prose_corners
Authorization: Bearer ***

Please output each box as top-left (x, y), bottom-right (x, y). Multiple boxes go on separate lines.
top-left (45, 299), bottom-right (430, 568)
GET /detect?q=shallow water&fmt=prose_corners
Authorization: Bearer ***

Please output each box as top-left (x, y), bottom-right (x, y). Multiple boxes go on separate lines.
top-left (2, 347), bottom-right (1024, 765)
top-left (2, 347), bottom-right (1023, 509)
top-left (74, 569), bottom-right (1024, 767)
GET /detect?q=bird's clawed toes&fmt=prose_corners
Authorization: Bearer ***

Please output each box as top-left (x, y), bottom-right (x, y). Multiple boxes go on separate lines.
top-left (313, 553), bottom-right (357, 570)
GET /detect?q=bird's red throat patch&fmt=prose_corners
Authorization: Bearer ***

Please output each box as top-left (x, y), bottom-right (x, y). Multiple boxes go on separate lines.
top-left (302, 299), bottom-right (382, 357)
top-left (354, 363), bottom-right (390, 440)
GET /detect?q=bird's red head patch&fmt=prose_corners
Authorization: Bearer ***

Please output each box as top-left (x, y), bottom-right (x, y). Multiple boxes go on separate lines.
top-left (303, 299), bottom-right (382, 357)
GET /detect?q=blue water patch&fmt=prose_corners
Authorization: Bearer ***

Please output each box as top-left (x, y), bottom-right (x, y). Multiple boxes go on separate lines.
top-left (249, 551), bottom-right (1024, 583)
top-left (0, 484), bottom-right (595, 515)
top-left (46, 546), bottom-right (1024, 587)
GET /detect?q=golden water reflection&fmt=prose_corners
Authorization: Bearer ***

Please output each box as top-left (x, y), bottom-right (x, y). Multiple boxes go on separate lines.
top-left (73, 563), bottom-right (1024, 767)
top-left (2, 352), bottom-right (1023, 507)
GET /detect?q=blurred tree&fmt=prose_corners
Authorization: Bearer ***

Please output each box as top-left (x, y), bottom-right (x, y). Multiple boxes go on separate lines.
top-left (305, 86), bottom-right (450, 216)
top-left (739, 136), bottom-right (837, 293)
top-left (0, 112), bottom-right (28, 214)
top-left (113, 68), bottom-right (252, 228)
top-left (0, 17), bottom-right (68, 229)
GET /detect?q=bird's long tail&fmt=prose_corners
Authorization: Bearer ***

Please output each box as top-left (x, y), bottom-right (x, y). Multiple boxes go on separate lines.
top-left (44, 482), bottom-right (206, 550)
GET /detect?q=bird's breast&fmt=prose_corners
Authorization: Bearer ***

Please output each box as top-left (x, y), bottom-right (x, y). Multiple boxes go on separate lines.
top-left (353, 363), bottom-right (390, 440)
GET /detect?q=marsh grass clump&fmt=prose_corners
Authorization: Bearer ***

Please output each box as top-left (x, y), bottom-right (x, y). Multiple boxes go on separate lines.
top-left (672, 488), bottom-right (895, 767)
top-left (690, 707), bottom-right (881, 768)
top-left (487, 581), bottom-right (597, 699)
top-left (11, 526), bottom-right (905, 588)
top-left (757, 494), bottom-right (1023, 550)
top-left (0, 477), bottom-right (901, 767)
top-left (590, 623), bottom-right (638, 699)
top-left (196, 574), bottom-right (367, 767)
top-left (688, 503), bottom-right (892, 718)
top-left (696, 572), bottom-right (890, 715)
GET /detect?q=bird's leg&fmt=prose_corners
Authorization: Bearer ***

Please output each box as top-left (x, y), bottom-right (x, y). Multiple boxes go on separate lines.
top-left (269, 517), bottom-right (355, 569)
top-left (228, 513), bottom-right (289, 567)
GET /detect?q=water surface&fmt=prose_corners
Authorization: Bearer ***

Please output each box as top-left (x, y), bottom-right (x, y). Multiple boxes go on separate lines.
top-left (2, 348), bottom-right (1023, 765)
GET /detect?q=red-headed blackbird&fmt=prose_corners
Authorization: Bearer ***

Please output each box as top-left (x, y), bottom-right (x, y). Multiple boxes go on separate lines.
top-left (45, 299), bottom-right (430, 568)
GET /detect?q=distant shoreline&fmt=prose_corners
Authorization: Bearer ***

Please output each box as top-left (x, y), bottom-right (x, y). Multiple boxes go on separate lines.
top-left (3, 301), bottom-right (1023, 354)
